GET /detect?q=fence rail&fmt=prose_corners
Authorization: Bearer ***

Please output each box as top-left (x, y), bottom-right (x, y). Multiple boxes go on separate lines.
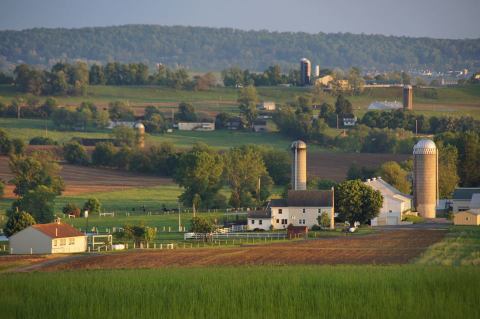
top-left (185, 232), bottom-right (287, 240)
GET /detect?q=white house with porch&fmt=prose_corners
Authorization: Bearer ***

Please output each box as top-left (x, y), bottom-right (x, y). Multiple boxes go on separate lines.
top-left (248, 190), bottom-right (334, 230)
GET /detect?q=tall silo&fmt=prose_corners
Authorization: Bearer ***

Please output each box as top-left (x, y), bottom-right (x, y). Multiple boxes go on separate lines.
top-left (135, 122), bottom-right (145, 148)
top-left (300, 58), bottom-right (311, 86)
top-left (291, 140), bottom-right (307, 190)
top-left (403, 85), bottom-right (413, 110)
top-left (413, 139), bottom-right (438, 218)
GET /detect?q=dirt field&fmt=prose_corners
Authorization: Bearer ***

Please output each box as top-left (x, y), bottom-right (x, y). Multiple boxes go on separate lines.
top-left (36, 229), bottom-right (445, 271)
top-left (0, 156), bottom-right (174, 198)
top-left (308, 152), bottom-right (410, 181)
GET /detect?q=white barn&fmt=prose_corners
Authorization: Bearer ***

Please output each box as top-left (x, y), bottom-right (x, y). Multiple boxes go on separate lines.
top-left (364, 177), bottom-right (412, 226)
top-left (9, 222), bottom-right (87, 255)
top-left (248, 190), bottom-right (334, 230)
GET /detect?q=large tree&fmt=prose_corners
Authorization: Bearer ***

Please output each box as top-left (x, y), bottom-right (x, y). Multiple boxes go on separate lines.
top-left (335, 180), bottom-right (383, 225)
top-left (63, 142), bottom-right (89, 165)
top-left (237, 85), bottom-right (258, 129)
top-left (377, 161), bottom-right (411, 194)
top-left (174, 143), bottom-right (224, 210)
top-left (10, 186), bottom-right (57, 223)
top-left (3, 211), bottom-right (36, 237)
top-left (438, 144), bottom-right (460, 198)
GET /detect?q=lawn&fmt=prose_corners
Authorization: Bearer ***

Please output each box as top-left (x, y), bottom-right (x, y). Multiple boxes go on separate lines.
top-left (416, 226), bottom-right (480, 266)
top-left (0, 265), bottom-right (478, 319)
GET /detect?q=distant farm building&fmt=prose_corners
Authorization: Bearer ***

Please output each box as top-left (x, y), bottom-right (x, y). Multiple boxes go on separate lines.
top-left (342, 117), bottom-right (357, 127)
top-left (453, 209), bottom-right (480, 226)
top-left (247, 190), bottom-right (334, 231)
top-left (9, 222), bottom-right (87, 255)
top-left (178, 122), bottom-right (215, 131)
top-left (315, 75), bottom-right (333, 87)
top-left (257, 101), bottom-right (276, 111)
top-left (452, 187), bottom-right (480, 212)
top-left (253, 119), bottom-right (268, 132)
top-left (368, 101), bottom-right (403, 110)
top-left (225, 117), bottom-right (243, 130)
top-left (108, 121), bottom-right (136, 129)
top-left (365, 177), bottom-right (412, 226)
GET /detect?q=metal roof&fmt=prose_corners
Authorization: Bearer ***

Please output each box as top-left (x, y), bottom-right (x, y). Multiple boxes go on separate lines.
top-left (453, 188), bottom-right (480, 200)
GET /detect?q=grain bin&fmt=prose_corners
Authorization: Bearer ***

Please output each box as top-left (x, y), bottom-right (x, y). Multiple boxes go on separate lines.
top-left (135, 122), bottom-right (145, 148)
top-left (413, 139), bottom-right (438, 218)
top-left (291, 140), bottom-right (307, 190)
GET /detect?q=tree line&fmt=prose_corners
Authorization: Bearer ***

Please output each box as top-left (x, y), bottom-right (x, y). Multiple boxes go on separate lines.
top-left (0, 25), bottom-right (478, 71)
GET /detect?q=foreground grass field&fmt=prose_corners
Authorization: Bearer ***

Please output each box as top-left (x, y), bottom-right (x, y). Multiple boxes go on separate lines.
top-left (1, 266), bottom-right (479, 319)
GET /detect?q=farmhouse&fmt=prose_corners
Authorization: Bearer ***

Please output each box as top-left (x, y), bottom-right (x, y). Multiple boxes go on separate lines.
top-left (9, 222), bottom-right (87, 255)
top-left (253, 119), bottom-right (268, 132)
top-left (248, 190), bottom-right (334, 230)
top-left (257, 101), bottom-right (276, 111)
top-left (453, 209), bottom-right (480, 226)
top-left (365, 177), bottom-right (412, 226)
top-left (451, 187), bottom-right (480, 212)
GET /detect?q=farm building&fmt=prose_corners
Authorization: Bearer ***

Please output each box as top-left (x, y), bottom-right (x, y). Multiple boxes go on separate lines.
top-left (178, 122), bottom-right (215, 131)
top-left (365, 177), bottom-right (412, 226)
top-left (225, 117), bottom-right (243, 130)
top-left (451, 187), bottom-right (480, 212)
top-left (367, 101), bottom-right (403, 110)
top-left (453, 209), bottom-right (480, 226)
top-left (248, 190), bottom-right (334, 230)
top-left (257, 101), bottom-right (276, 111)
top-left (253, 119), bottom-right (268, 132)
top-left (9, 222), bottom-right (87, 255)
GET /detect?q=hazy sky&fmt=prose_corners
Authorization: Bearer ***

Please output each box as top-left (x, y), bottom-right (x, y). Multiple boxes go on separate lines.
top-left (1, 0), bottom-right (479, 39)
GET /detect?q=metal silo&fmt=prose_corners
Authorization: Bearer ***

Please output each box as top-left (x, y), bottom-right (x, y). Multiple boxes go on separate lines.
top-left (413, 139), bottom-right (438, 218)
top-left (300, 58), bottom-right (311, 86)
top-left (291, 140), bottom-right (307, 190)
top-left (135, 122), bottom-right (145, 148)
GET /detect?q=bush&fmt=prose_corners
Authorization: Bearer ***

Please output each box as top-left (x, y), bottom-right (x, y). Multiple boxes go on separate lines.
top-left (311, 225), bottom-right (321, 231)
top-left (62, 203), bottom-right (81, 217)
top-left (29, 136), bottom-right (57, 145)
top-left (92, 142), bottom-right (116, 166)
top-left (83, 198), bottom-right (101, 214)
top-left (63, 141), bottom-right (89, 165)
top-left (402, 215), bottom-right (425, 224)
top-left (3, 211), bottom-right (36, 237)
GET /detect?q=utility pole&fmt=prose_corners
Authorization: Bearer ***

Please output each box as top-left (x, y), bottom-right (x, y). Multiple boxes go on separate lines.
top-left (415, 119), bottom-right (418, 136)
top-left (336, 114), bottom-right (339, 129)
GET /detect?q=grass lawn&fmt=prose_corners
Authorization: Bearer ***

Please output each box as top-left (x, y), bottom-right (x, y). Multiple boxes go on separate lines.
top-left (415, 226), bottom-right (480, 266)
top-left (0, 265), bottom-right (478, 319)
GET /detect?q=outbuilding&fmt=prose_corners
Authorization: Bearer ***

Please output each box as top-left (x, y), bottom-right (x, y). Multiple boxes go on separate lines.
top-left (9, 222), bottom-right (87, 254)
top-left (453, 209), bottom-right (480, 226)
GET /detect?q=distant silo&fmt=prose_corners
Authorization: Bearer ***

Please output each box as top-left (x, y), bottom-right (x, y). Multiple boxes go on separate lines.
top-left (314, 65), bottom-right (320, 78)
top-left (300, 58), bottom-right (311, 86)
top-left (413, 139), bottom-right (438, 218)
top-left (403, 85), bottom-right (413, 110)
top-left (291, 140), bottom-right (307, 190)
top-left (135, 122), bottom-right (145, 148)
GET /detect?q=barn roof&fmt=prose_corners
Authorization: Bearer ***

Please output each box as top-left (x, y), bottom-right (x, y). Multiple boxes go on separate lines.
top-left (286, 190), bottom-right (333, 207)
top-left (247, 210), bottom-right (272, 219)
top-left (32, 223), bottom-right (85, 238)
top-left (453, 188), bottom-right (480, 200)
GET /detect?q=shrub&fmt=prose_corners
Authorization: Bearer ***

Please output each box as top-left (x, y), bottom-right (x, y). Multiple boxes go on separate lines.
top-left (63, 141), bottom-right (89, 165)
top-left (62, 203), bottom-right (81, 217)
top-left (29, 136), bottom-right (57, 145)
top-left (92, 142), bottom-right (116, 166)
top-left (402, 215), bottom-right (425, 224)
top-left (83, 198), bottom-right (101, 214)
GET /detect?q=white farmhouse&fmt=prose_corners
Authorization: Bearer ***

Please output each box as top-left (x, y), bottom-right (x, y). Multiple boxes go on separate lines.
top-left (9, 222), bottom-right (87, 255)
top-left (248, 190), bottom-right (334, 230)
top-left (364, 177), bottom-right (412, 226)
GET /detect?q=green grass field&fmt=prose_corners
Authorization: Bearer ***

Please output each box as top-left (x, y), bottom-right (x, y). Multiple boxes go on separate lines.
top-left (0, 266), bottom-right (478, 319)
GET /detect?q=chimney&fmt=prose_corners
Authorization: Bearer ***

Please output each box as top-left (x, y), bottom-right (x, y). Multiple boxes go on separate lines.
top-left (55, 228), bottom-right (58, 237)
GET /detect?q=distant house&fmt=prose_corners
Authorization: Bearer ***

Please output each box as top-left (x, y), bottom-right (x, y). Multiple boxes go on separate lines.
top-left (247, 190), bottom-right (334, 231)
top-left (453, 209), bottom-right (480, 226)
top-left (253, 119), bottom-right (268, 132)
top-left (257, 101), bottom-right (276, 111)
top-left (178, 122), bottom-right (215, 131)
top-left (342, 117), bottom-right (357, 127)
top-left (226, 117), bottom-right (243, 130)
top-left (108, 121), bottom-right (136, 129)
top-left (452, 187), bottom-right (480, 213)
top-left (9, 222), bottom-right (87, 255)
top-left (315, 75), bottom-right (334, 87)
top-left (367, 101), bottom-right (403, 110)
top-left (364, 177), bottom-right (412, 226)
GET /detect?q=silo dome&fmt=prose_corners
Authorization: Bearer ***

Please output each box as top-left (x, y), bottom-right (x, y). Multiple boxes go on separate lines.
top-left (134, 122), bottom-right (145, 130)
top-left (291, 140), bottom-right (307, 150)
top-left (413, 139), bottom-right (437, 155)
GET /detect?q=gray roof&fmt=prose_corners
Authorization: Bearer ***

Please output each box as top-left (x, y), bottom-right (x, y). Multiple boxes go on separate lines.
top-left (269, 199), bottom-right (288, 207)
top-left (247, 210), bottom-right (271, 219)
top-left (287, 190), bottom-right (333, 207)
top-left (452, 188), bottom-right (480, 200)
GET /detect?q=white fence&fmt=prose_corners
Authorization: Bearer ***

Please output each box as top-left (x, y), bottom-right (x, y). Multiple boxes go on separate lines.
top-left (184, 232), bottom-right (287, 240)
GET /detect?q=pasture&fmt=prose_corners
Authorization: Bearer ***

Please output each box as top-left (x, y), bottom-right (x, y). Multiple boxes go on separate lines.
top-left (1, 266), bottom-right (479, 319)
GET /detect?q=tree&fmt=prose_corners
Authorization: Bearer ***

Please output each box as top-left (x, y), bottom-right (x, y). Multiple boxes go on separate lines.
top-left (10, 185), bottom-right (57, 223)
top-left (190, 216), bottom-right (215, 234)
top-left (62, 203), bottom-right (81, 217)
top-left (334, 95), bottom-right (353, 118)
top-left (224, 146), bottom-right (272, 208)
top-left (111, 125), bottom-right (137, 147)
top-left (92, 142), bottom-right (116, 166)
top-left (95, 109), bottom-right (110, 128)
top-left (121, 224), bottom-right (157, 244)
top-left (335, 180), bottom-right (383, 225)
top-left (346, 163), bottom-right (376, 181)
top-left (108, 101), bottom-right (134, 121)
top-left (377, 161), bottom-right (411, 194)
top-left (174, 143), bottom-right (224, 209)
top-left (3, 211), bottom-right (36, 237)
top-left (83, 198), bottom-right (101, 214)
top-left (0, 179), bottom-right (4, 198)
top-left (63, 142), bottom-right (89, 165)
top-left (176, 102), bottom-right (197, 122)
top-left (438, 144), bottom-right (460, 198)
top-left (317, 179), bottom-right (337, 190)
top-left (317, 212), bottom-right (330, 229)
top-left (9, 152), bottom-right (64, 196)
top-left (238, 85), bottom-right (258, 129)
top-left (260, 148), bottom-right (290, 185)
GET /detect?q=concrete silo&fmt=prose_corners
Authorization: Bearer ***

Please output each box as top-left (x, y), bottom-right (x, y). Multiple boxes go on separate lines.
top-left (135, 122), bottom-right (145, 148)
top-left (403, 85), bottom-right (413, 110)
top-left (300, 58), bottom-right (311, 86)
top-left (291, 140), bottom-right (307, 190)
top-left (413, 139), bottom-right (438, 218)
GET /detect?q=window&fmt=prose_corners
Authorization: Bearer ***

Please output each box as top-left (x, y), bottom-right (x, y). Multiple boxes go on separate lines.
top-left (251, 220), bottom-right (255, 225)
top-left (282, 219), bottom-right (288, 225)
top-left (318, 209), bottom-right (321, 214)
top-left (466, 217), bottom-right (470, 221)
top-left (69, 238), bottom-right (75, 245)
top-left (53, 240), bottom-right (57, 247)
top-left (259, 220), bottom-right (263, 225)
top-left (278, 209), bottom-right (283, 214)
top-left (276, 219), bottom-right (279, 224)
top-left (60, 239), bottom-right (66, 246)
top-left (302, 208), bottom-right (306, 214)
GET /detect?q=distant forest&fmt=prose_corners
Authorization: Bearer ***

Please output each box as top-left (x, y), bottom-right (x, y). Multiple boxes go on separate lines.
top-left (0, 25), bottom-right (479, 72)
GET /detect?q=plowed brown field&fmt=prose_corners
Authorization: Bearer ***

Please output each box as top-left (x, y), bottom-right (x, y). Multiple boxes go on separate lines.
top-left (41, 229), bottom-right (445, 271)
top-left (0, 156), bottom-right (173, 198)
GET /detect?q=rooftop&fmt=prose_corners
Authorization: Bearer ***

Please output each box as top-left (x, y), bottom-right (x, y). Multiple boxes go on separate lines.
top-left (365, 177), bottom-right (411, 202)
top-left (452, 187), bottom-right (480, 200)
top-left (32, 223), bottom-right (85, 239)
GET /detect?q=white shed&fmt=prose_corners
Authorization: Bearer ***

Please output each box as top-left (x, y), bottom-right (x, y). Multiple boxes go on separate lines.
top-left (9, 222), bottom-right (87, 255)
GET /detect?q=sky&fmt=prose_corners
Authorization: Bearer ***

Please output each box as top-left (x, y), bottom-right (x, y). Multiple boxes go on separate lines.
top-left (0, 0), bottom-right (479, 39)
